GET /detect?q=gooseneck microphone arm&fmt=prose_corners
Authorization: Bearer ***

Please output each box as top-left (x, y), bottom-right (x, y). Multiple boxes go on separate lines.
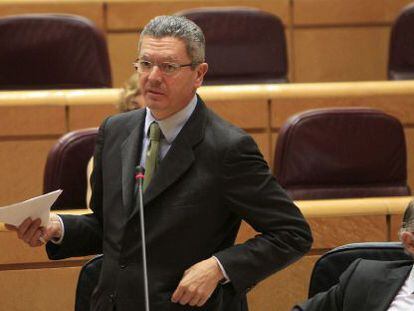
top-left (135, 166), bottom-right (150, 311)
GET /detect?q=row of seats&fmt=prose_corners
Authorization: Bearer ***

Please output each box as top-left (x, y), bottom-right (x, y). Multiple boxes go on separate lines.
top-left (44, 107), bottom-right (411, 210)
top-left (1, 4), bottom-right (414, 89)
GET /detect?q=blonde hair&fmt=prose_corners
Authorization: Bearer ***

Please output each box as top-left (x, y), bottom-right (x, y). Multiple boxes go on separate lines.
top-left (117, 73), bottom-right (142, 112)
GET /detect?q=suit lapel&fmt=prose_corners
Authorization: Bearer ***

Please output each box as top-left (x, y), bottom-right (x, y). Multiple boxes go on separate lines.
top-left (128, 98), bottom-right (207, 220)
top-left (121, 109), bottom-right (146, 213)
top-left (363, 262), bottom-right (412, 311)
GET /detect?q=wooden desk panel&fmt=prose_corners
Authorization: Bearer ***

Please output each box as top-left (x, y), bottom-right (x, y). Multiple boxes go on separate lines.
top-left (0, 1), bottom-right (104, 29)
top-left (106, 0), bottom-right (290, 31)
top-left (205, 99), bottom-right (268, 130)
top-left (250, 133), bottom-right (270, 165)
top-left (0, 266), bottom-right (81, 311)
top-left (272, 96), bottom-right (414, 130)
top-left (68, 104), bottom-right (118, 130)
top-left (0, 106), bottom-right (66, 136)
top-left (390, 213), bottom-right (404, 241)
top-left (0, 231), bottom-right (90, 265)
top-left (0, 139), bottom-right (57, 206)
top-left (308, 215), bottom-right (387, 250)
top-left (293, 27), bottom-right (389, 83)
top-left (0, 195), bottom-right (411, 311)
top-left (107, 33), bottom-right (140, 88)
top-left (248, 255), bottom-right (319, 311)
top-left (270, 82), bottom-right (414, 128)
top-left (0, 231), bottom-right (50, 264)
top-left (293, 0), bottom-right (412, 26)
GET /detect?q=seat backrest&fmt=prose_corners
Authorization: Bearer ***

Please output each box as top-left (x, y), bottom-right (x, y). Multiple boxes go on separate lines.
top-left (0, 14), bottom-right (111, 90)
top-left (388, 2), bottom-right (414, 80)
top-left (274, 108), bottom-right (410, 200)
top-left (75, 254), bottom-right (103, 311)
top-left (308, 242), bottom-right (411, 298)
top-left (176, 7), bottom-right (288, 85)
top-left (43, 128), bottom-right (98, 210)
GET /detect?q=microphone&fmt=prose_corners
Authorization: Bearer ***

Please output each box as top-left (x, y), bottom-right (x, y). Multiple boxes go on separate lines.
top-left (135, 166), bottom-right (145, 194)
top-left (134, 166), bottom-right (150, 311)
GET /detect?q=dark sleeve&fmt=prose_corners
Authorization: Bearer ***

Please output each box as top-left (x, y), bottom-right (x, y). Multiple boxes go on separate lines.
top-left (47, 118), bottom-right (108, 259)
top-left (292, 259), bottom-right (362, 311)
top-left (213, 134), bottom-right (313, 293)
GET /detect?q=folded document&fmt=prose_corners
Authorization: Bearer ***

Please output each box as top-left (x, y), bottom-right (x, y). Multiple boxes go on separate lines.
top-left (0, 190), bottom-right (62, 227)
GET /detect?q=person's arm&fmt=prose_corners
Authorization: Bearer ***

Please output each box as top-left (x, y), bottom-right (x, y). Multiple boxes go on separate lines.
top-left (5, 213), bottom-right (63, 247)
top-left (292, 258), bottom-right (361, 311)
top-left (171, 134), bottom-right (312, 306)
top-left (214, 134), bottom-right (313, 293)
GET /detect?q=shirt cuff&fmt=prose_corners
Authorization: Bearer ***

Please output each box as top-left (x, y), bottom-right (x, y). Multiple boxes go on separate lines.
top-left (212, 256), bottom-right (230, 284)
top-left (49, 215), bottom-right (65, 245)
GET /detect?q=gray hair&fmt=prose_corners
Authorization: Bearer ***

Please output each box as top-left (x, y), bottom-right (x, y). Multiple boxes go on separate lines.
top-left (400, 200), bottom-right (414, 234)
top-left (139, 15), bottom-right (205, 66)
top-left (399, 200), bottom-right (414, 257)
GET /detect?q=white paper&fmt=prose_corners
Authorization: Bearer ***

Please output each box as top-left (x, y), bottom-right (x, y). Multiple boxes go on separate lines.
top-left (0, 190), bottom-right (62, 227)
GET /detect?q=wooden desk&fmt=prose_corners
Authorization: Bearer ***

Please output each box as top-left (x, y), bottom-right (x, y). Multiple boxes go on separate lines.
top-left (2, 81), bottom-right (414, 207)
top-left (1, 196), bottom-right (410, 311)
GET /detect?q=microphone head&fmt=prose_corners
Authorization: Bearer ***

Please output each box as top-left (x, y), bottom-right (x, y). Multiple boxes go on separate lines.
top-left (135, 165), bottom-right (145, 181)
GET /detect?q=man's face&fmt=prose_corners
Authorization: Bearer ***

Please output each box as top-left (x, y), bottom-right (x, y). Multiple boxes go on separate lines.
top-left (137, 36), bottom-right (208, 120)
top-left (401, 231), bottom-right (414, 257)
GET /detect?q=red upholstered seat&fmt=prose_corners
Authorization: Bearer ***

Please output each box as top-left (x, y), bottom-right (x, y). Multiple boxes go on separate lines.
top-left (274, 108), bottom-right (410, 200)
top-left (176, 7), bottom-right (288, 85)
top-left (0, 14), bottom-right (111, 90)
top-left (43, 128), bottom-right (98, 210)
top-left (388, 3), bottom-right (414, 80)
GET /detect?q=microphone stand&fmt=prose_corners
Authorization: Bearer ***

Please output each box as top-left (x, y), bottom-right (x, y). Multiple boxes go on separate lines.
top-left (135, 166), bottom-right (150, 311)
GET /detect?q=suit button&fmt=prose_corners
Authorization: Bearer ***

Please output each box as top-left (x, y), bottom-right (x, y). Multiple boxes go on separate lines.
top-left (120, 264), bottom-right (127, 269)
top-left (109, 293), bottom-right (116, 302)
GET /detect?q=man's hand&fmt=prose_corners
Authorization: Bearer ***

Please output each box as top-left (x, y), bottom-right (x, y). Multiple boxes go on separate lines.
top-left (171, 257), bottom-right (224, 307)
top-left (5, 213), bottom-right (63, 247)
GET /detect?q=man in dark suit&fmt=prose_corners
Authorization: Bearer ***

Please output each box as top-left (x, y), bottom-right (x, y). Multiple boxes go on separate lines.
top-left (293, 202), bottom-right (414, 311)
top-left (8, 16), bottom-right (312, 310)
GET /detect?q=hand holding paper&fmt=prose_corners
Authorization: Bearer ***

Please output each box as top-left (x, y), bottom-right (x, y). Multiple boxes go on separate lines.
top-left (0, 190), bottom-right (62, 226)
top-left (5, 214), bottom-right (63, 247)
top-left (1, 190), bottom-right (63, 247)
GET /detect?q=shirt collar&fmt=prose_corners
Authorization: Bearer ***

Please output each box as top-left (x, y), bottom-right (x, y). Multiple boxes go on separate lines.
top-left (406, 265), bottom-right (414, 294)
top-left (144, 95), bottom-right (198, 143)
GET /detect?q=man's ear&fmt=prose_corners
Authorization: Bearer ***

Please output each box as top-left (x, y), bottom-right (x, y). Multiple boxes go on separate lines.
top-left (401, 231), bottom-right (414, 255)
top-left (194, 63), bottom-right (208, 88)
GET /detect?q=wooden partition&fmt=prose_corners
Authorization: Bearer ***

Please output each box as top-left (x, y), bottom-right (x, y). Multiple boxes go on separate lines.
top-left (0, 0), bottom-right (412, 85)
top-left (1, 81), bottom-right (414, 206)
top-left (291, 0), bottom-right (413, 82)
top-left (0, 196), bottom-right (411, 311)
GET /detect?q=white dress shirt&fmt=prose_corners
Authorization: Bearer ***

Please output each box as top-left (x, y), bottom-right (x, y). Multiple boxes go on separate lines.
top-left (139, 95), bottom-right (197, 167)
top-left (387, 265), bottom-right (414, 310)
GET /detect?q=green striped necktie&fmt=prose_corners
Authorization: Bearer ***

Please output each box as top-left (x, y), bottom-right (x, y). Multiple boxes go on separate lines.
top-left (143, 121), bottom-right (161, 191)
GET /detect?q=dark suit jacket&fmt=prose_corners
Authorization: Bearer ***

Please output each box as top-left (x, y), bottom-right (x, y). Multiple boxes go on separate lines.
top-left (293, 259), bottom-right (414, 311)
top-left (47, 96), bottom-right (312, 311)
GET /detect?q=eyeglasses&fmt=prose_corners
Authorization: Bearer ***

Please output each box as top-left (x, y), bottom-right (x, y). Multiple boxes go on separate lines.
top-left (132, 59), bottom-right (195, 75)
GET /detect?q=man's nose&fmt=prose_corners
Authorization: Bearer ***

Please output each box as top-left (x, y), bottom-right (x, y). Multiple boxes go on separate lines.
top-left (147, 65), bottom-right (163, 81)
